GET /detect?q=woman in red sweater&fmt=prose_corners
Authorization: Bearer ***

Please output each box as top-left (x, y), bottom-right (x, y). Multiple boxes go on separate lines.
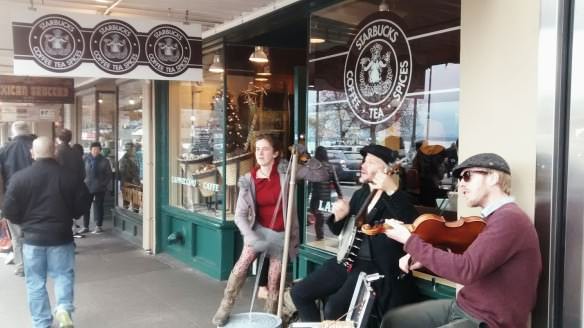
top-left (212, 135), bottom-right (299, 326)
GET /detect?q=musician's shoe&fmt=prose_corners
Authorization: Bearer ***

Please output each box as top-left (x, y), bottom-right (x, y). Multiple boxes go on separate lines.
top-left (211, 272), bottom-right (246, 326)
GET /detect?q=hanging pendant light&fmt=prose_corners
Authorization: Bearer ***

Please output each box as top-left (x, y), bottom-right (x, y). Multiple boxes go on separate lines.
top-left (208, 54), bottom-right (224, 73)
top-left (257, 64), bottom-right (271, 76)
top-left (249, 46), bottom-right (269, 63)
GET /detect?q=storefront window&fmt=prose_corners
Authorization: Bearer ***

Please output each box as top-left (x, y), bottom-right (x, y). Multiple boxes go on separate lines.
top-left (168, 53), bottom-right (224, 218)
top-left (306, 1), bottom-right (461, 250)
top-left (78, 92), bottom-right (96, 150)
top-left (98, 92), bottom-right (116, 167)
top-left (117, 81), bottom-right (144, 213)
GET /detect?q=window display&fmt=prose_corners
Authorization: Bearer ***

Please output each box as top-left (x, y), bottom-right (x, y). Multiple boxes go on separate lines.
top-left (168, 59), bottom-right (225, 218)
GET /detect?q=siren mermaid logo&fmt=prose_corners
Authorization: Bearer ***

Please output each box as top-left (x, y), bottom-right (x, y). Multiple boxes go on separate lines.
top-left (90, 20), bottom-right (140, 74)
top-left (145, 25), bottom-right (191, 77)
top-left (28, 14), bottom-right (85, 72)
top-left (344, 13), bottom-right (412, 125)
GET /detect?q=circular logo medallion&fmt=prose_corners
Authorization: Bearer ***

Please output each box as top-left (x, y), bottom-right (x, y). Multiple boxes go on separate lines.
top-left (344, 13), bottom-right (412, 125)
top-left (90, 20), bottom-right (140, 74)
top-left (28, 14), bottom-right (85, 72)
top-left (145, 25), bottom-right (191, 77)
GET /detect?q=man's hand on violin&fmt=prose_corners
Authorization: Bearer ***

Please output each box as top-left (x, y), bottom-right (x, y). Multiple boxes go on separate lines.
top-left (332, 199), bottom-right (350, 222)
top-left (383, 218), bottom-right (411, 244)
top-left (371, 170), bottom-right (398, 196)
top-left (398, 254), bottom-right (423, 274)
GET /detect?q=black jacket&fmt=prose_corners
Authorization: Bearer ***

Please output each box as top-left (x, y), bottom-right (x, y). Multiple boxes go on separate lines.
top-left (0, 135), bottom-right (34, 191)
top-left (83, 154), bottom-right (112, 193)
top-left (3, 158), bottom-right (91, 246)
top-left (327, 184), bottom-right (420, 311)
top-left (56, 143), bottom-right (85, 183)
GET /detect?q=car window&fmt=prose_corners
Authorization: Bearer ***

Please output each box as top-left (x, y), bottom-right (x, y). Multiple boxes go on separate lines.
top-left (328, 151), bottom-right (344, 160)
top-left (345, 153), bottom-right (362, 161)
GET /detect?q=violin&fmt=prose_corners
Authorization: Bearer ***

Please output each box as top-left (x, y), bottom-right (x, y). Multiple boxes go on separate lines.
top-left (361, 213), bottom-right (486, 254)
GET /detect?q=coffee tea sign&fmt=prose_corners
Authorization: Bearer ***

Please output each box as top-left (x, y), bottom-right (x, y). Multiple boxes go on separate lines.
top-left (11, 11), bottom-right (202, 81)
top-left (344, 12), bottom-right (412, 125)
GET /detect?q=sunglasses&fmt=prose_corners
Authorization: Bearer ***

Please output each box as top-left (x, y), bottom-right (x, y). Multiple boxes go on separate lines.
top-left (458, 170), bottom-right (489, 182)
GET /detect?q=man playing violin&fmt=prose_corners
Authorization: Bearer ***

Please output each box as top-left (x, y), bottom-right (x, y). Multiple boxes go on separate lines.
top-left (290, 144), bottom-right (420, 323)
top-left (382, 153), bottom-right (542, 328)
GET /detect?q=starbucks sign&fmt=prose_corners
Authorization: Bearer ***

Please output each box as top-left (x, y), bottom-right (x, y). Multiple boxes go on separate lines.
top-left (344, 12), bottom-right (412, 125)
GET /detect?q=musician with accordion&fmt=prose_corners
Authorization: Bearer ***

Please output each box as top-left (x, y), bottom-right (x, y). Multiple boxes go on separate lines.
top-left (290, 144), bottom-right (420, 324)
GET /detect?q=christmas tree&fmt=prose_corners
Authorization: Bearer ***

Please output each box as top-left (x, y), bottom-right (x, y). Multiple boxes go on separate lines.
top-left (224, 92), bottom-right (245, 155)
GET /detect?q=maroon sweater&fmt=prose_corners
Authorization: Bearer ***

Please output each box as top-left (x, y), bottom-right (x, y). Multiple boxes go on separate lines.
top-left (404, 203), bottom-right (541, 328)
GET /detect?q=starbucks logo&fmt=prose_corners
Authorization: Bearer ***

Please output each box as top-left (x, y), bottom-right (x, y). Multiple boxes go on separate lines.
top-left (344, 13), bottom-right (412, 125)
top-left (145, 25), bottom-right (191, 77)
top-left (28, 14), bottom-right (85, 72)
top-left (90, 20), bottom-right (140, 74)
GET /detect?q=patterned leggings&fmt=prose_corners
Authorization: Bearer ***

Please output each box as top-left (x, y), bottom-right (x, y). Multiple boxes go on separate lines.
top-left (232, 245), bottom-right (282, 298)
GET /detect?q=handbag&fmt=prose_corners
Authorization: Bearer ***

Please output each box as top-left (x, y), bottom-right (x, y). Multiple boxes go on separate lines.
top-left (0, 218), bottom-right (12, 252)
top-left (296, 158), bottom-right (330, 182)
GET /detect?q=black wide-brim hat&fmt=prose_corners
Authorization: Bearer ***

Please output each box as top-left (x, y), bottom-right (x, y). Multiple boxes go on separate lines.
top-left (360, 144), bottom-right (396, 165)
top-left (452, 153), bottom-right (511, 178)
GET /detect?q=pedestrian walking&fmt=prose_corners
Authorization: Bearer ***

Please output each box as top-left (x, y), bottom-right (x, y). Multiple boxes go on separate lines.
top-left (0, 121), bottom-right (34, 276)
top-left (3, 137), bottom-right (91, 328)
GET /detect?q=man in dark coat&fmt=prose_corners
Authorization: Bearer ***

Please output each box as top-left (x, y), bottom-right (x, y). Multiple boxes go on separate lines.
top-left (3, 136), bottom-right (91, 328)
top-left (0, 121), bottom-right (34, 276)
top-left (291, 144), bottom-right (419, 324)
top-left (55, 129), bottom-right (85, 184)
top-left (55, 129), bottom-right (86, 238)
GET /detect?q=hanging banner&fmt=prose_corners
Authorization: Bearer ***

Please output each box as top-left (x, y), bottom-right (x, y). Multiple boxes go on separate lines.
top-left (343, 12), bottom-right (412, 125)
top-left (0, 75), bottom-right (74, 103)
top-left (11, 11), bottom-right (202, 81)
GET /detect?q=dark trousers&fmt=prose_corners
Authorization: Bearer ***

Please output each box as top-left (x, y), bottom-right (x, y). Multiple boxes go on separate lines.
top-left (291, 258), bottom-right (376, 322)
top-left (83, 191), bottom-right (105, 228)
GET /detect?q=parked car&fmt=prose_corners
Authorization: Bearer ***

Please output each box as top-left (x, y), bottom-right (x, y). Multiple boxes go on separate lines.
top-left (327, 149), bottom-right (362, 183)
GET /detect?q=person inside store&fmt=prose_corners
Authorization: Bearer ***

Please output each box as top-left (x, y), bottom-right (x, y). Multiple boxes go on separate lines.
top-left (381, 153), bottom-right (542, 328)
top-left (211, 134), bottom-right (299, 326)
top-left (411, 140), bottom-right (448, 207)
top-left (118, 142), bottom-right (141, 212)
top-left (307, 146), bottom-right (342, 241)
top-left (80, 142), bottom-right (112, 234)
top-left (290, 144), bottom-right (419, 324)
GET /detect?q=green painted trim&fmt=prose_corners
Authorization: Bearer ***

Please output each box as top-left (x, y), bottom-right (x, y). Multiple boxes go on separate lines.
top-left (294, 66), bottom-right (308, 249)
top-left (111, 207), bottom-right (142, 246)
top-left (155, 80), bottom-right (169, 254)
top-left (415, 278), bottom-right (456, 300)
top-left (154, 80), bottom-right (240, 279)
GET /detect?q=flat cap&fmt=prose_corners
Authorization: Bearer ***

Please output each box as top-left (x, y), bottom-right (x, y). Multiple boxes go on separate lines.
top-left (360, 144), bottom-right (396, 165)
top-left (453, 153), bottom-right (510, 178)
